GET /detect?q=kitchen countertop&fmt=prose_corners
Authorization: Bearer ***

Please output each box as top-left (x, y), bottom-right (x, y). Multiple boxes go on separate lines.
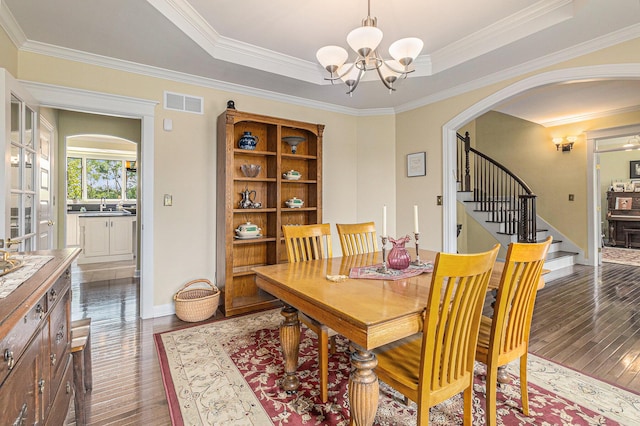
top-left (77, 211), bottom-right (134, 217)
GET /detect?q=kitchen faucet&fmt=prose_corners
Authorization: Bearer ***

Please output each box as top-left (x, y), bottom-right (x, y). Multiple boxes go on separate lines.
top-left (100, 197), bottom-right (106, 211)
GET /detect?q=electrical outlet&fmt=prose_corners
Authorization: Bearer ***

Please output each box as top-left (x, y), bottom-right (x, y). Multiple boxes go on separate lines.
top-left (569, 194), bottom-right (574, 201)
top-left (437, 195), bottom-right (443, 206)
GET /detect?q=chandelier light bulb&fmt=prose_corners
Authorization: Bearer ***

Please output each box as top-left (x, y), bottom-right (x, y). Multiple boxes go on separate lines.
top-left (316, 46), bottom-right (348, 74)
top-left (389, 37), bottom-right (424, 67)
top-left (347, 26), bottom-right (383, 57)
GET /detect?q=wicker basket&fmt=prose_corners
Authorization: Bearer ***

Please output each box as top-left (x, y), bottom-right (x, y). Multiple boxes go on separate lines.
top-left (173, 279), bottom-right (220, 322)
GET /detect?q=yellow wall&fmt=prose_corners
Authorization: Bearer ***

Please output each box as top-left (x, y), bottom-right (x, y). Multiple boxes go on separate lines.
top-left (2, 28), bottom-right (640, 313)
top-left (0, 27), bottom-right (18, 76)
top-left (11, 51), bottom-right (395, 310)
top-left (395, 37), bottom-right (640, 256)
top-left (600, 149), bottom-right (640, 240)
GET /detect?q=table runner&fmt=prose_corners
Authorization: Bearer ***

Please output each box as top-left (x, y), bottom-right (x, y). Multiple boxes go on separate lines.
top-left (349, 262), bottom-right (433, 280)
top-left (0, 255), bottom-right (55, 298)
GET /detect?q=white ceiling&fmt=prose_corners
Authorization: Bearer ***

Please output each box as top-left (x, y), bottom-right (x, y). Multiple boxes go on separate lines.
top-left (2, 0), bottom-right (640, 122)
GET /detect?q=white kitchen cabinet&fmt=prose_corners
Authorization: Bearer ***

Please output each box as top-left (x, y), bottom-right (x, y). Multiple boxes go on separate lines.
top-left (78, 215), bottom-right (134, 264)
top-left (66, 213), bottom-right (80, 246)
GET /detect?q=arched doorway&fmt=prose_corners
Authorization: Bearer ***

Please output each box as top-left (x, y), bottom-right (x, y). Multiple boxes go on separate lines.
top-left (442, 63), bottom-right (640, 266)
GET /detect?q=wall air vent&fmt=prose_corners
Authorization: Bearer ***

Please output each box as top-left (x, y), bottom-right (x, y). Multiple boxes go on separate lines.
top-left (164, 91), bottom-right (203, 115)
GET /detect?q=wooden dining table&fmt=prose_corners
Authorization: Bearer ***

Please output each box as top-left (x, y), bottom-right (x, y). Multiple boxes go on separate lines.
top-left (253, 249), bottom-right (539, 426)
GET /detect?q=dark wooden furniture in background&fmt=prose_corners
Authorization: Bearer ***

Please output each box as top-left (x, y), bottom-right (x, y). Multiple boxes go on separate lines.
top-left (607, 191), bottom-right (640, 247)
top-left (216, 108), bottom-right (324, 316)
top-left (0, 248), bottom-right (80, 425)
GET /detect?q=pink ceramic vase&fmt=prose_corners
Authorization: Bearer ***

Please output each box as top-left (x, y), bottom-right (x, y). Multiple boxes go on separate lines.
top-left (388, 235), bottom-right (411, 270)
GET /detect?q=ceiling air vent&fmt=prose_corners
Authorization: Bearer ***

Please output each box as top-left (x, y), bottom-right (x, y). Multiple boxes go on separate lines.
top-left (164, 91), bottom-right (203, 114)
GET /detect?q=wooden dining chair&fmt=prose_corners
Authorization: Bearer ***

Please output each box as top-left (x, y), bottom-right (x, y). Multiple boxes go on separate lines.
top-left (335, 222), bottom-right (378, 256)
top-left (282, 223), bottom-right (336, 402)
top-left (373, 244), bottom-right (500, 425)
top-left (475, 236), bottom-right (552, 426)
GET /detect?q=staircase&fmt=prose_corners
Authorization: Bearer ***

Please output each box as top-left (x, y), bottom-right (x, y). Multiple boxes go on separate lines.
top-left (456, 132), bottom-right (579, 277)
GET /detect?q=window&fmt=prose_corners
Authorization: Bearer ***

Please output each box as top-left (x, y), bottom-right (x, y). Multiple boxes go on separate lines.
top-left (86, 159), bottom-right (122, 199)
top-left (67, 157), bottom-right (83, 200)
top-left (67, 156), bottom-right (137, 201)
top-left (126, 168), bottom-right (137, 200)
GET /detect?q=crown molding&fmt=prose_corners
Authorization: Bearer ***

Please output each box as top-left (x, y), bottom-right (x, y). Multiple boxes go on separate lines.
top-left (147, 0), bottom-right (574, 84)
top-left (541, 104), bottom-right (640, 127)
top-left (5, 2), bottom-right (640, 118)
top-left (431, 0), bottom-right (573, 74)
top-left (395, 23), bottom-right (640, 114)
top-left (0, 0), bottom-right (26, 47)
top-left (147, 0), bottom-right (323, 84)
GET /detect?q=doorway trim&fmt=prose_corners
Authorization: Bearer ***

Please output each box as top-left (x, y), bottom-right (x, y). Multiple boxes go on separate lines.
top-left (21, 80), bottom-right (158, 319)
top-left (442, 63), bottom-right (640, 264)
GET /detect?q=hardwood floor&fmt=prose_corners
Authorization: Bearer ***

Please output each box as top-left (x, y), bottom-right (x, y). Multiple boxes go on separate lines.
top-left (65, 260), bottom-right (640, 424)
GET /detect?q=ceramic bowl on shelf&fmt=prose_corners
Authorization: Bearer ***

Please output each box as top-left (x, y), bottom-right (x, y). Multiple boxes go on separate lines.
top-left (282, 136), bottom-right (305, 154)
top-left (240, 164), bottom-right (261, 177)
top-left (235, 222), bottom-right (261, 238)
top-left (282, 170), bottom-right (301, 180)
top-left (285, 197), bottom-right (304, 208)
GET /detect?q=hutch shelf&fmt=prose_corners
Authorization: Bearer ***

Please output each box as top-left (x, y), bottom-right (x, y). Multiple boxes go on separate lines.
top-left (216, 108), bottom-right (324, 316)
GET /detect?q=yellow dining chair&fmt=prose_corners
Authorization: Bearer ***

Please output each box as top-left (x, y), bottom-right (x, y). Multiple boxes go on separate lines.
top-left (336, 222), bottom-right (378, 256)
top-left (282, 223), bottom-right (336, 402)
top-left (373, 244), bottom-right (500, 425)
top-left (475, 236), bottom-right (552, 426)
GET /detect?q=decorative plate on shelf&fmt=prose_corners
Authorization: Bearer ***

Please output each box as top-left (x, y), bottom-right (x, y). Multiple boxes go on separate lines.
top-left (234, 234), bottom-right (263, 240)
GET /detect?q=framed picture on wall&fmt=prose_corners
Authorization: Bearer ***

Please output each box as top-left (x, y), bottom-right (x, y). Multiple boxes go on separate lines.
top-left (631, 160), bottom-right (640, 179)
top-left (407, 152), bottom-right (426, 177)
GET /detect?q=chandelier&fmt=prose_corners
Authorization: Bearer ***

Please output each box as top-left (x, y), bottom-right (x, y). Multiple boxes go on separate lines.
top-left (316, 0), bottom-right (423, 96)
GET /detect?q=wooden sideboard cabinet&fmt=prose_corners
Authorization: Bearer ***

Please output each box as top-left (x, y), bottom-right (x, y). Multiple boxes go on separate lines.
top-left (0, 248), bottom-right (80, 425)
top-left (217, 108), bottom-right (324, 316)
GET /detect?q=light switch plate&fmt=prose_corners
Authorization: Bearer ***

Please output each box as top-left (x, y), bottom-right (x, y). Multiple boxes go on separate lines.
top-left (569, 194), bottom-right (574, 201)
top-left (163, 194), bottom-right (173, 206)
top-left (437, 195), bottom-right (443, 206)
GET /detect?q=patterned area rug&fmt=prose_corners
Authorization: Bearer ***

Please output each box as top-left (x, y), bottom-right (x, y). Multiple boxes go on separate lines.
top-left (155, 309), bottom-right (640, 425)
top-left (602, 247), bottom-right (640, 266)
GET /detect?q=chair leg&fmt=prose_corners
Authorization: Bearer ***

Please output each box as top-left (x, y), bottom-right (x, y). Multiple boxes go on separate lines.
top-left (486, 363), bottom-right (498, 426)
top-left (520, 353), bottom-right (529, 416)
top-left (329, 335), bottom-right (336, 355)
top-left (83, 331), bottom-right (93, 392)
top-left (72, 350), bottom-right (86, 425)
top-left (318, 329), bottom-right (329, 403)
top-left (463, 386), bottom-right (473, 426)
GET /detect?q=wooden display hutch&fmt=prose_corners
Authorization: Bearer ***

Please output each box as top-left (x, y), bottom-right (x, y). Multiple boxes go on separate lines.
top-left (216, 108), bottom-right (324, 316)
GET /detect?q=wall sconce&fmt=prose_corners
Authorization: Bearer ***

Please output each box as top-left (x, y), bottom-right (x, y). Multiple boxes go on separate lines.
top-left (552, 136), bottom-right (576, 152)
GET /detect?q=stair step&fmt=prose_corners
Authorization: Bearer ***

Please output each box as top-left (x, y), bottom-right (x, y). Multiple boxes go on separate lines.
top-left (545, 250), bottom-right (578, 260)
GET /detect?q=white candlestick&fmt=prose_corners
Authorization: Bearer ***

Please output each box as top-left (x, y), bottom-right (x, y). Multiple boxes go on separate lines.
top-left (382, 205), bottom-right (387, 237)
top-left (413, 205), bottom-right (419, 234)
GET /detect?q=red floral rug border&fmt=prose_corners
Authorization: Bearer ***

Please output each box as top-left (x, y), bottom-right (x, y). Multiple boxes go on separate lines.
top-left (155, 309), bottom-right (639, 425)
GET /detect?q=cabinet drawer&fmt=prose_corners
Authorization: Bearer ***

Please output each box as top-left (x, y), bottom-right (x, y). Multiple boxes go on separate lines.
top-left (48, 268), bottom-right (71, 311)
top-left (49, 290), bottom-right (70, 390)
top-left (45, 355), bottom-right (73, 426)
top-left (0, 294), bottom-right (46, 385)
top-left (0, 330), bottom-right (40, 425)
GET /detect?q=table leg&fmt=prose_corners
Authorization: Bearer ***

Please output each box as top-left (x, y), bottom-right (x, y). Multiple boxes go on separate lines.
top-left (349, 346), bottom-right (379, 426)
top-left (280, 305), bottom-right (301, 394)
top-left (489, 289), bottom-right (510, 384)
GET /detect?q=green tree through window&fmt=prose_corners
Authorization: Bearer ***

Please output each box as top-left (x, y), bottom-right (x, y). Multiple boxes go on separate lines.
top-left (67, 157), bottom-right (137, 201)
top-left (86, 159), bottom-right (122, 199)
top-left (67, 157), bottom-right (82, 200)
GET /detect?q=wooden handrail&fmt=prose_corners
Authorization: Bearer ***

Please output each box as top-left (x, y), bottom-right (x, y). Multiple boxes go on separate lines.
top-left (457, 132), bottom-right (537, 242)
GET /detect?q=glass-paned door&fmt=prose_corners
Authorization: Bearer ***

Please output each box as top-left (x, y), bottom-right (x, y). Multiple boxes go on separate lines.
top-left (1, 71), bottom-right (39, 252)
top-left (38, 117), bottom-right (54, 249)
